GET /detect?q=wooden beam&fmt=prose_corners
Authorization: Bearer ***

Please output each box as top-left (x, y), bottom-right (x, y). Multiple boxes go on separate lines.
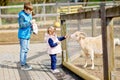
top-left (60, 5), bottom-right (120, 20)
top-left (106, 5), bottom-right (120, 18)
top-left (63, 62), bottom-right (100, 80)
top-left (60, 10), bottom-right (100, 20)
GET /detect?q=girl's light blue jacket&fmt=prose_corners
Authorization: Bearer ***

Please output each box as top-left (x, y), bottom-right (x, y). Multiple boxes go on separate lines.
top-left (18, 10), bottom-right (33, 39)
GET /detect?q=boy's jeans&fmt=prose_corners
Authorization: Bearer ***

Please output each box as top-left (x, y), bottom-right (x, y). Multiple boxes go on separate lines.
top-left (19, 39), bottom-right (30, 66)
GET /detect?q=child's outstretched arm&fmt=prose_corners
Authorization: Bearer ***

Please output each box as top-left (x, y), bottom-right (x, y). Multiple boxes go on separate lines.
top-left (57, 34), bottom-right (69, 41)
top-left (57, 36), bottom-right (66, 41)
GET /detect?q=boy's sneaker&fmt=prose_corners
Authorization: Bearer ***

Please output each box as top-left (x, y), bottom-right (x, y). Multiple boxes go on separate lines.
top-left (21, 63), bottom-right (32, 70)
top-left (51, 69), bottom-right (60, 73)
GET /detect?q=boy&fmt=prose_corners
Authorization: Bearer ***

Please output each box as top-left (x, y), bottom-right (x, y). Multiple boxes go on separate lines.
top-left (18, 2), bottom-right (36, 70)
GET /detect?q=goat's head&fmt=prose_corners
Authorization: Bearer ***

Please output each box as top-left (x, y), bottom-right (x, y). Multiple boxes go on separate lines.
top-left (70, 31), bottom-right (86, 41)
top-left (114, 38), bottom-right (120, 46)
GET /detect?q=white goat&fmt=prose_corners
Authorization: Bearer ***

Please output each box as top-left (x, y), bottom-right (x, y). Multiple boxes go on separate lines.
top-left (70, 31), bottom-right (120, 69)
top-left (114, 38), bottom-right (120, 46)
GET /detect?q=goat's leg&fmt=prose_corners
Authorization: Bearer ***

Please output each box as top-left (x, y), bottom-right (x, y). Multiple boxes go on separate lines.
top-left (90, 51), bottom-right (94, 69)
top-left (83, 54), bottom-right (88, 68)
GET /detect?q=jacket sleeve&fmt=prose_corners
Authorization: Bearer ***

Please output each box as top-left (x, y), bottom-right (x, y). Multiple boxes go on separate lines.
top-left (18, 15), bottom-right (32, 28)
top-left (57, 36), bottom-right (66, 41)
top-left (48, 38), bottom-right (58, 48)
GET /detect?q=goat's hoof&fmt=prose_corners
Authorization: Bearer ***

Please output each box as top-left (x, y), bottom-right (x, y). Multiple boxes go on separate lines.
top-left (91, 67), bottom-right (94, 69)
top-left (83, 65), bottom-right (87, 68)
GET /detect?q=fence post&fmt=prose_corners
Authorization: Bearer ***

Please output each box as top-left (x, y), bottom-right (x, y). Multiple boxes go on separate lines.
top-left (101, 3), bottom-right (115, 80)
top-left (107, 17), bottom-right (114, 80)
top-left (56, 2), bottom-right (58, 21)
top-left (91, 8), bottom-right (96, 37)
top-left (68, 1), bottom-right (70, 13)
top-left (111, 71), bottom-right (116, 80)
top-left (0, 8), bottom-right (2, 25)
top-left (43, 2), bottom-right (46, 25)
top-left (61, 20), bottom-right (68, 62)
top-left (100, 3), bottom-right (109, 80)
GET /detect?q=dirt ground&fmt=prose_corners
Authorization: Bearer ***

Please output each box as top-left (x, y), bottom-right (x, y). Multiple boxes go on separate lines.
top-left (72, 46), bottom-right (120, 80)
top-left (0, 29), bottom-right (60, 44)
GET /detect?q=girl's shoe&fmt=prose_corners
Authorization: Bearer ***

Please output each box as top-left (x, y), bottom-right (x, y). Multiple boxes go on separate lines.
top-left (51, 69), bottom-right (60, 73)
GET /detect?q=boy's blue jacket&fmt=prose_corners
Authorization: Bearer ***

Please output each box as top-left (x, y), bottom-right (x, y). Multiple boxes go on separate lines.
top-left (18, 10), bottom-right (33, 39)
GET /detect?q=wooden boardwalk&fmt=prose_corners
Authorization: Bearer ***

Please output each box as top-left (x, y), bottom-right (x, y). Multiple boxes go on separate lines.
top-left (0, 43), bottom-right (79, 80)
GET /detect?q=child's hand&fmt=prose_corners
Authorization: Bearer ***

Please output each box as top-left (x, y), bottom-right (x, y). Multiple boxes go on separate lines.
top-left (30, 19), bottom-right (36, 24)
top-left (57, 41), bottom-right (60, 44)
top-left (32, 23), bottom-right (38, 35)
top-left (65, 34), bottom-right (70, 38)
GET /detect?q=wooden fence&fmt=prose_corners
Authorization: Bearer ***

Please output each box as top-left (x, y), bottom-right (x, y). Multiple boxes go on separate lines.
top-left (60, 2), bottom-right (120, 80)
top-left (0, 1), bottom-right (115, 27)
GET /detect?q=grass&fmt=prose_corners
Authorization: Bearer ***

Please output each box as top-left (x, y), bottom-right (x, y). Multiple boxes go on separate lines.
top-left (89, 0), bottom-right (112, 1)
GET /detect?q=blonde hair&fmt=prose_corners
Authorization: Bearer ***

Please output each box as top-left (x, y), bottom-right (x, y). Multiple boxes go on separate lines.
top-left (47, 26), bottom-right (56, 34)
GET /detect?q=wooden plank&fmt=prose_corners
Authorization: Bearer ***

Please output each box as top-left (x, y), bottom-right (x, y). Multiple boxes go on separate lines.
top-left (58, 5), bottom-right (82, 14)
top-left (106, 5), bottom-right (120, 18)
top-left (107, 18), bottom-right (115, 80)
top-left (30, 61), bottom-right (45, 80)
top-left (17, 69), bottom-right (29, 80)
top-left (13, 63), bottom-right (21, 80)
top-left (28, 70), bottom-right (37, 80)
top-left (32, 62), bottom-right (42, 79)
top-left (60, 5), bottom-right (120, 20)
top-left (0, 64), bottom-right (5, 80)
top-left (6, 55), bottom-right (17, 80)
top-left (8, 65), bottom-right (17, 80)
top-left (12, 55), bottom-right (20, 80)
top-left (63, 62), bottom-right (100, 80)
top-left (24, 71), bottom-right (32, 80)
top-left (60, 10), bottom-right (98, 20)
top-left (38, 62), bottom-right (57, 80)
top-left (3, 65), bottom-right (10, 80)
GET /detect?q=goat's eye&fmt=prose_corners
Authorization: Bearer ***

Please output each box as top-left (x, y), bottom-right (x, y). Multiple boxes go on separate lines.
top-left (76, 35), bottom-right (78, 37)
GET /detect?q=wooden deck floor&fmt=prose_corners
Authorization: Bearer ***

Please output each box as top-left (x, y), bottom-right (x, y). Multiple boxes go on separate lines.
top-left (0, 43), bottom-right (82, 80)
top-left (0, 43), bottom-right (57, 80)
top-left (0, 61), bottom-right (57, 80)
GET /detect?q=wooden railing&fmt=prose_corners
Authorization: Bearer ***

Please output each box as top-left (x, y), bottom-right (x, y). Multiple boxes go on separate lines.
top-left (57, 5), bottom-right (83, 14)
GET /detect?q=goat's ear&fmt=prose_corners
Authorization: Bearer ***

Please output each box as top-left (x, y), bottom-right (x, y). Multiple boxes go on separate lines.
top-left (80, 32), bottom-right (86, 38)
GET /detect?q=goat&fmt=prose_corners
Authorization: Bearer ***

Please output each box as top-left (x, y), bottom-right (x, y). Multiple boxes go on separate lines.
top-left (70, 31), bottom-right (120, 69)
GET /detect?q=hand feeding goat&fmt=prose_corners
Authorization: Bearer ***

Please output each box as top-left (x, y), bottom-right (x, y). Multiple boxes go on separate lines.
top-left (70, 31), bottom-right (120, 69)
